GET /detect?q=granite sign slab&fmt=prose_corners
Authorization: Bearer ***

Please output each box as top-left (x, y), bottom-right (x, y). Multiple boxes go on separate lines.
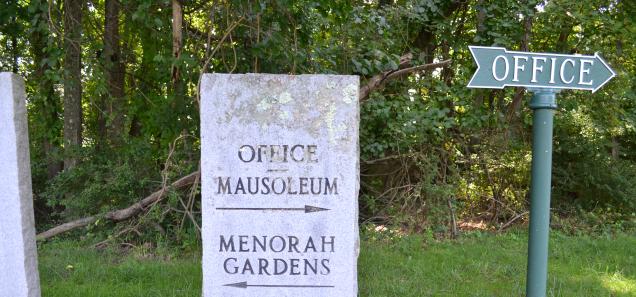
top-left (0, 73), bottom-right (41, 297)
top-left (201, 74), bottom-right (359, 297)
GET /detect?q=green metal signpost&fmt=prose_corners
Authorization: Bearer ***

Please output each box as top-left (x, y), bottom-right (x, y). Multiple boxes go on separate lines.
top-left (467, 46), bottom-right (616, 297)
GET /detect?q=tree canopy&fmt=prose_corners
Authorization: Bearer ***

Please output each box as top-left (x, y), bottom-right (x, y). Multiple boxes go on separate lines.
top-left (0, 0), bottom-right (634, 242)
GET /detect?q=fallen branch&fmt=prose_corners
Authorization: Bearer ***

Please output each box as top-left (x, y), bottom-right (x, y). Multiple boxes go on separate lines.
top-left (36, 171), bottom-right (200, 241)
top-left (37, 55), bottom-right (448, 241)
top-left (359, 57), bottom-right (452, 102)
top-left (498, 211), bottom-right (529, 232)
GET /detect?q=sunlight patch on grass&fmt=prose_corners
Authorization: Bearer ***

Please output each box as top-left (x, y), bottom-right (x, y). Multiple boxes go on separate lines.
top-left (600, 271), bottom-right (636, 294)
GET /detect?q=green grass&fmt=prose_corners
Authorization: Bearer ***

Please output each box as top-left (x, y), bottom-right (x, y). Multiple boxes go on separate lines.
top-left (360, 230), bottom-right (636, 296)
top-left (39, 230), bottom-right (636, 296)
top-left (39, 242), bottom-right (201, 297)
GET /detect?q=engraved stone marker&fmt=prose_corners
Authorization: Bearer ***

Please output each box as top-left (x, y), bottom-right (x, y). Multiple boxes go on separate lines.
top-left (0, 73), bottom-right (42, 297)
top-left (201, 74), bottom-right (359, 297)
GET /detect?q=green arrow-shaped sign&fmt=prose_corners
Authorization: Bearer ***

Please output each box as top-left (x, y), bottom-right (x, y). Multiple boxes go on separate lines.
top-left (467, 46), bottom-right (615, 92)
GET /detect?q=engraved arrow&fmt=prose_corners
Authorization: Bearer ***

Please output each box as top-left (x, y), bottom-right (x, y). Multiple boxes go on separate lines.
top-left (216, 205), bottom-right (329, 213)
top-left (223, 281), bottom-right (335, 289)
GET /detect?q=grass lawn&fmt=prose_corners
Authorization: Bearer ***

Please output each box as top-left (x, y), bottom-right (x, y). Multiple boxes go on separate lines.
top-left (39, 230), bottom-right (636, 297)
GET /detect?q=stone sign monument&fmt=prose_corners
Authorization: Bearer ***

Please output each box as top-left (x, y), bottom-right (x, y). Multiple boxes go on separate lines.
top-left (201, 74), bottom-right (359, 297)
top-left (0, 73), bottom-right (41, 297)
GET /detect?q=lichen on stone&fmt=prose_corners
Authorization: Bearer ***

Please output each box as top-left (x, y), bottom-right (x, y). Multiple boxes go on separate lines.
top-left (256, 96), bottom-right (274, 111)
top-left (278, 91), bottom-right (293, 104)
top-left (342, 83), bottom-right (357, 104)
top-left (210, 74), bottom-right (358, 146)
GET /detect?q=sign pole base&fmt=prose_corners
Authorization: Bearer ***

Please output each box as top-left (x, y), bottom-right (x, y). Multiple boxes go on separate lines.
top-left (526, 88), bottom-right (558, 297)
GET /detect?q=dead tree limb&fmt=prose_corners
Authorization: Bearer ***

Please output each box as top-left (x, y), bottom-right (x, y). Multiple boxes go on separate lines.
top-left (498, 211), bottom-right (529, 232)
top-left (37, 54), bottom-right (449, 241)
top-left (36, 171), bottom-right (200, 241)
top-left (359, 58), bottom-right (452, 102)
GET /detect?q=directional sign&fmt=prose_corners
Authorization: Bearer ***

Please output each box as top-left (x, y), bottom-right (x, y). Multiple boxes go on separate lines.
top-left (201, 74), bottom-right (360, 297)
top-left (467, 46), bottom-right (615, 92)
top-left (467, 45), bottom-right (616, 296)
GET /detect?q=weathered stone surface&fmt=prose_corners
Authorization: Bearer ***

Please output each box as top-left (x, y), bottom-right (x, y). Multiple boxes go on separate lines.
top-left (201, 74), bottom-right (359, 297)
top-left (0, 73), bottom-right (41, 297)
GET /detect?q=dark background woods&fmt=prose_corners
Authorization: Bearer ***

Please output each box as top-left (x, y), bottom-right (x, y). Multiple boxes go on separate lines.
top-left (0, 0), bottom-right (635, 245)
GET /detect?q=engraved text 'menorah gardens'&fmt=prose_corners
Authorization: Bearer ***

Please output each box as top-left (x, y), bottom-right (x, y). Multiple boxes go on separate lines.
top-left (219, 235), bottom-right (335, 276)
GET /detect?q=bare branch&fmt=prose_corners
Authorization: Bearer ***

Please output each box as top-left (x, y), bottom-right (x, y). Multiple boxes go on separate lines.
top-left (359, 59), bottom-right (452, 102)
top-left (37, 171), bottom-right (200, 241)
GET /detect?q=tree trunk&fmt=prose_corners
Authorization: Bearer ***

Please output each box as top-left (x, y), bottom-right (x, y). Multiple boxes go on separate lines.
top-left (63, 0), bottom-right (83, 169)
top-left (29, 0), bottom-right (63, 179)
top-left (413, 1), bottom-right (461, 63)
top-left (103, 0), bottom-right (126, 147)
top-left (11, 16), bottom-right (18, 73)
top-left (556, 27), bottom-right (572, 53)
top-left (171, 0), bottom-right (184, 96)
top-left (378, 0), bottom-right (392, 8)
top-left (507, 11), bottom-right (534, 122)
top-left (475, 0), bottom-right (486, 39)
top-left (611, 137), bottom-right (619, 160)
top-left (473, 0), bottom-right (487, 108)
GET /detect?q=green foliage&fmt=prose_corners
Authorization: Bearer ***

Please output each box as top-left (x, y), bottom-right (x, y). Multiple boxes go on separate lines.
top-left (42, 146), bottom-right (157, 218)
top-left (1, 0), bottom-right (633, 242)
top-left (553, 146), bottom-right (636, 212)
